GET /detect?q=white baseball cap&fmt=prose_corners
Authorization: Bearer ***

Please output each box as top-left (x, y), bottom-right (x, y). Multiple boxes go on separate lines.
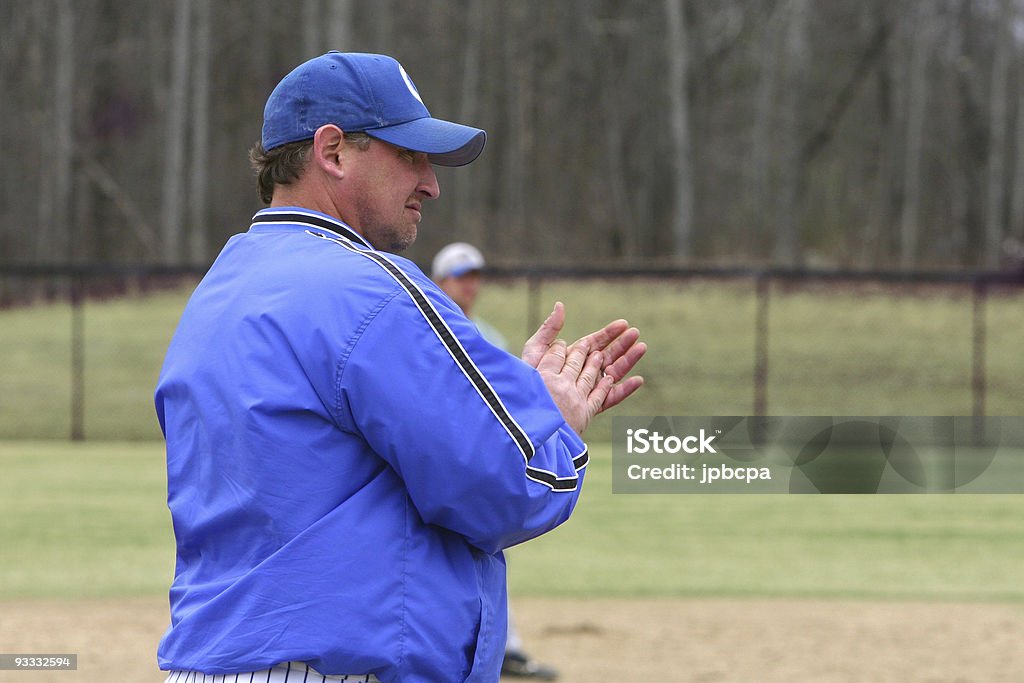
top-left (432, 242), bottom-right (485, 280)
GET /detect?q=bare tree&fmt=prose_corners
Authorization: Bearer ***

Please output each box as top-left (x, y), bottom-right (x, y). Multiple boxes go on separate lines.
top-left (585, 8), bottom-right (640, 259)
top-left (898, 1), bottom-right (932, 268)
top-left (54, 0), bottom-right (74, 262)
top-left (302, 0), bottom-right (323, 58)
top-left (857, 1), bottom-right (897, 266)
top-left (160, 0), bottom-right (192, 264)
top-left (986, 0), bottom-right (1013, 266)
top-left (188, 0), bottom-right (212, 264)
top-left (326, 0), bottom-right (354, 50)
top-left (2, 0), bottom-right (1022, 270)
top-left (665, 0), bottom-right (695, 260)
top-left (499, 2), bottom-right (532, 256)
top-left (773, 0), bottom-right (810, 266)
top-left (1012, 8), bottom-right (1024, 242)
top-left (749, 3), bottom-right (783, 260)
top-left (451, 0), bottom-right (485, 247)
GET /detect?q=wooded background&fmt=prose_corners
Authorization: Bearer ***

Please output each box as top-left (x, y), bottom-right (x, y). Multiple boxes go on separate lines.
top-left (4, 0), bottom-right (1024, 271)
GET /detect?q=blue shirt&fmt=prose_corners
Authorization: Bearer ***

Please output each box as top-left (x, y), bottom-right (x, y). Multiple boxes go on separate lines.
top-left (155, 208), bottom-right (588, 682)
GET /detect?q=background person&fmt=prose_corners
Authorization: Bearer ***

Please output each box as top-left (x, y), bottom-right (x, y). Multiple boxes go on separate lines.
top-left (433, 242), bottom-right (557, 680)
top-left (156, 51), bottom-right (645, 682)
top-left (432, 241), bottom-right (507, 350)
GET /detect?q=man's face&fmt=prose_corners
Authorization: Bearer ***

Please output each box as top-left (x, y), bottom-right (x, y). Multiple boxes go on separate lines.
top-left (341, 139), bottom-right (440, 252)
top-left (438, 270), bottom-right (482, 315)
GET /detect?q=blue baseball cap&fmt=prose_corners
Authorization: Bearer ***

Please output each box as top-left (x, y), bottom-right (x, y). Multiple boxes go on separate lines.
top-left (261, 52), bottom-right (486, 166)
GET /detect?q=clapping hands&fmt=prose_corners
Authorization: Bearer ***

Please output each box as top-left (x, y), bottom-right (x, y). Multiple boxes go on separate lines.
top-left (521, 302), bottom-right (646, 436)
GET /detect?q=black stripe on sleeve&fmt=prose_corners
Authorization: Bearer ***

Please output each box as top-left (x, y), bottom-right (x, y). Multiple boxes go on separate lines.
top-left (520, 433), bottom-right (587, 489)
top-left (304, 231), bottom-right (537, 461)
top-left (304, 229), bottom-right (587, 493)
top-left (363, 249), bottom-right (537, 460)
top-left (572, 448), bottom-right (589, 470)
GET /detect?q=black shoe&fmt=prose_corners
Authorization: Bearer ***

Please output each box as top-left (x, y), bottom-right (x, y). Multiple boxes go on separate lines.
top-left (501, 651), bottom-right (559, 679)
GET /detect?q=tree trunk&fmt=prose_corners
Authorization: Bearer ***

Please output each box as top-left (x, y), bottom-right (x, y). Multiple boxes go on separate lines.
top-left (665, 0), bottom-right (694, 260)
top-left (750, 4), bottom-right (782, 261)
top-left (326, 0), bottom-right (353, 51)
top-left (899, 2), bottom-right (930, 269)
top-left (453, 0), bottom-right (485, 247)
top-left (985, 0), bottom-right (1012, 267)
top-left (773, 0), bottom-right (809, 267)
top-left (863, 0), bottom-right (897, 267)
top-left (160, 0), bottom-right (191, 265)
top-left (501, 3), bottom-right (531, 257)
top-left (54, 0), bottom-right (74, 262)
top-left (302, 0), bottom-right (322, 58)
top-left (1012, 37), bottom-right (1024, 241)
top-left (188, 0), bottom-right (211, 264)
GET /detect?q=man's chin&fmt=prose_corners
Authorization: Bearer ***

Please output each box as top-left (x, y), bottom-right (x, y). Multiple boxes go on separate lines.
top-left (382, 228), bottom-right (417, 253)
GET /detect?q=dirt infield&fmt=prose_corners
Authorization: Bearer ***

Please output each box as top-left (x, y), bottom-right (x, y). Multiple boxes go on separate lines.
top-left (1, 596), bottom-right (1021, 682)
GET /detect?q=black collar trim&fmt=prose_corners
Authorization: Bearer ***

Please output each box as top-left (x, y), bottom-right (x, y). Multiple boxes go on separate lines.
top-left (250, 210), bottom-right (373, 249)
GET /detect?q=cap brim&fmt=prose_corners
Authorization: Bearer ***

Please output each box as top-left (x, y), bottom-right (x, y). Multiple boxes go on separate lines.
top-left (449, 265), bottom-right (482, 278)
top-left (367, 117), bottom-right (486, 167)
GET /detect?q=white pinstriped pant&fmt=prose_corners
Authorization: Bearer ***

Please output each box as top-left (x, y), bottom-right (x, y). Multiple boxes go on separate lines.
top-left (163, 661), bottom-right (380, 683)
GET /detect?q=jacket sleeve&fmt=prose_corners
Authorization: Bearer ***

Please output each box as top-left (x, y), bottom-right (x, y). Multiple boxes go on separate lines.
top-left (333, 282), bottom-right (588, 555)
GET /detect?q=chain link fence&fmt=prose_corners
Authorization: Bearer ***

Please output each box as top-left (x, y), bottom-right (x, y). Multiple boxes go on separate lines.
top-left (2, 264), bottom-right (1022, 441)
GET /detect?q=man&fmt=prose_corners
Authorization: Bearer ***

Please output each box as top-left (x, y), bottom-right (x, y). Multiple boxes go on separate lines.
top-left (433, 243), bottom-right (554, 680)
top-left (432, 242), bottom-right (507, 350)
top-left (157, 52), bottom-right (645, 683)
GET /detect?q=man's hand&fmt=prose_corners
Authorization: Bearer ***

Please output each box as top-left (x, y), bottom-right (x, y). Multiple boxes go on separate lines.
top-left (523, 302), bottom-right (646, 435)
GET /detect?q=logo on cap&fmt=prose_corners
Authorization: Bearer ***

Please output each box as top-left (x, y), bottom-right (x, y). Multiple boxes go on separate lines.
top-left (398, 65), bottom-right (425, 105)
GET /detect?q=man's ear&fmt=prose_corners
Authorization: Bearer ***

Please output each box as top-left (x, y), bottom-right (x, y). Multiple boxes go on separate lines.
top-left (312, 124), bottom-right (346, 179)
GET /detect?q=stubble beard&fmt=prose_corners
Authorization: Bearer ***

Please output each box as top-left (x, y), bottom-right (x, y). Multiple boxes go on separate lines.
top-left (374, 225), bottom-right (416, 253)
top-left (357, 211), bottom-right (418, 253)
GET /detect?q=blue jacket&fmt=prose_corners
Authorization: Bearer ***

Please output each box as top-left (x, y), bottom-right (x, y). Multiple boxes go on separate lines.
top-left (155, 208), bottom-right (588, 682)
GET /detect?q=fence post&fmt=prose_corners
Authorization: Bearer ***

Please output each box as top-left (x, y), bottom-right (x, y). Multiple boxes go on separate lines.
top-left (70, 271), bottom-right (85, 441)
top-left (753, 274), bottom-right (770, 417)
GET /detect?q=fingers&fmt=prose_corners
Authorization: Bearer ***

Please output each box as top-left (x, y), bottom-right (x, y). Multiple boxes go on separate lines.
top-left (528, 302), bottom-right (647, 434)
top-left (603, 339), bottom-right (647, 383)
top-left (587, 374), bottom-right (616, 417)
top-left (570, 322), bottom-right (640, 382)
top-left (557, 320), bottom-right (647, 415)
top-left (521, 302), bottom-right (565, 367)
top-left (601, 375), bottom-right (645, 412)
top-left (576, 350), bottom-right (604, 394)
top-left (572, 318), bottom-right (629, 353)
top-left (527, 309), bottom-right (635, 370)
top-left (598, 327), bottom-right (640, 377)
top-left (536, 338), bottom-right (567, 374)
top-left (562, 338), bottom-right (591, 375)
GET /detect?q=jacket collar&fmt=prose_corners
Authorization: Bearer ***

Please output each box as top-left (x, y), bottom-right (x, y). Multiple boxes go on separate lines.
top-left (250, 208), bottom-right (374, 250)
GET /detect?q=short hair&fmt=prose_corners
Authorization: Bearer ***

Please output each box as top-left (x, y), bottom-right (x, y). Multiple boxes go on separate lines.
top-left (248, 132), bottom-right (373, 205)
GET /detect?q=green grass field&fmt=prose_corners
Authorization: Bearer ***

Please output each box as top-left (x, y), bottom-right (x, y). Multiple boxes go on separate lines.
top-left (0, 288), bottom-right (189, 441)
top-left (1, 278), bottom-right (1023, 440)
top-left (1, 280), bottom-right (1022, 607)
top-left (511, 451), bottom-right (1024, 602)
top-left (1, 440), bottom-right (1022, 604)
top-left (0, 442), bottom-right (174, 599)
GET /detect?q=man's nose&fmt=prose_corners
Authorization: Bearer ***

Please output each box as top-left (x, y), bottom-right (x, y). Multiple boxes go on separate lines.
top-left (418, 160), bottom-right (440, 200)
